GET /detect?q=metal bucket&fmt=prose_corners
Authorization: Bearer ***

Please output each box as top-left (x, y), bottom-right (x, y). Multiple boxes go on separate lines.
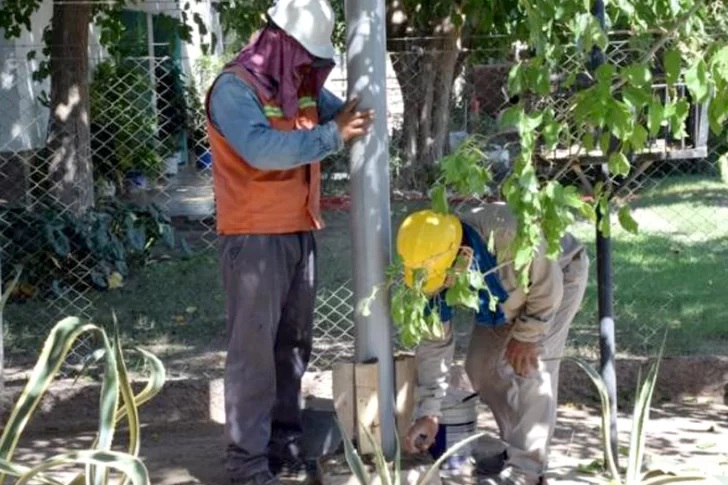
top-left (428, 390), bottom-right (478, 471)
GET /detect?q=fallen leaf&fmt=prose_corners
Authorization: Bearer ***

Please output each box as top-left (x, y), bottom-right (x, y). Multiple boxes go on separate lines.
top-left (185, 306), bottom-right (198, 314)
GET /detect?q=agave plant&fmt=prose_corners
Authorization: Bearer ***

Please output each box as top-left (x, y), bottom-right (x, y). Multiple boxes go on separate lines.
top-left (0, 314), bottom-right (165, 485)
top-left (337, 419), bottom-right (487, 485)
top-left (566, 335), bottom-right (728, 485)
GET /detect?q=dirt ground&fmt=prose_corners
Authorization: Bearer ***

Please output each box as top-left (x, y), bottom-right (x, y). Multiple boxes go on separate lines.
top-left (11, 392), bottom-right (728, 485)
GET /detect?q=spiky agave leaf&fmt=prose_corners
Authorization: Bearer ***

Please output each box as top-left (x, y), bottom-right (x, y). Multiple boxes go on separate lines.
top-left (15, 451), bottom-right (150, 485)
top-left (0, 317), bottom-right (119, 485)
top-left (335, 418), bottom-right (371, 485)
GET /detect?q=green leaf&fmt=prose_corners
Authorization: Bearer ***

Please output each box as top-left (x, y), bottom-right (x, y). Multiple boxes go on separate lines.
top-left (622, 86), bottom-right (651, 110)
top-left (709, 46), bottom-right (728, 80)
top-left (608, 152), bottom-right (631, 177)
top-left (542, 120), bottom-right (562, 151)
top-left (669, 99), bottom-right (690, 139)
top-left (607, 100), bottom-right (634, 141)
top-left (685, 59), bottom-right (710, 104)
top-left (500, 106), bottom-right (522, 129)
top-left (618, 206), bottom-right (639, 234)
top-left (621, 64), bottom-right (652, 88)
top-left (631, 124), bottom-right (648, 152)
top-left (664, 49), bottom-right (681, 86)
top-left (508, 63), bottom-right (525, 96)
top-left (514, 245), bottom-right (533, 271)
top-left (525, 64), bottom-right (551, 96)
top-left (708, 91), bottom-right (728, 135)
top-left (596, 63), bottom-right (616, 86)
top-left (648, 98), bottom-right (665, 136)
top-left (583, 131), bottom-right (596, 152)
top-left (599, 132), bottom-right (612, 154)
top-left (431, 185), bottom-right (449, 214)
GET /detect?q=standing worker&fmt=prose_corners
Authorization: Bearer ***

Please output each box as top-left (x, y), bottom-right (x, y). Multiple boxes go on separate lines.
top-left (398, 204), bottom-right (589, 485)
top-left (205, 0), bottom-right (374, 483)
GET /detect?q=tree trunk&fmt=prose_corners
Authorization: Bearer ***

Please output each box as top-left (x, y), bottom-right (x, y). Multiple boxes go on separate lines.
top-left (429, 38), bottom-right (460, 164)
top-left (46, 0), bottom-right (94, 214)
top-left (389, 34), bottom-right (463, 190)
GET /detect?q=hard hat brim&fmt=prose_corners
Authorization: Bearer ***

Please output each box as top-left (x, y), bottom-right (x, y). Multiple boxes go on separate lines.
top-left (267, 7), bottom-right (337, 60)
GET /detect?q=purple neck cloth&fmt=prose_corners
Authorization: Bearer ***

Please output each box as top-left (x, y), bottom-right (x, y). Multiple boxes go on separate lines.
top-left (228, 25), bottom-right (334, 119)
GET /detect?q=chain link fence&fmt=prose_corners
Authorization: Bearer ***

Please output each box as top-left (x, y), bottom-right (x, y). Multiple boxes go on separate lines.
top-left (1, 35), bottom-right (726, 375)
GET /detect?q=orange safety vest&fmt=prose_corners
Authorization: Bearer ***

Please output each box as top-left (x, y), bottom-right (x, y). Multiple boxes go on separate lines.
top-left (205, 66), bottom-right (324, 235)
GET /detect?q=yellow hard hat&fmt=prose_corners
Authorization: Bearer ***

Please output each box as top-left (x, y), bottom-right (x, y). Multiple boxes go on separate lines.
top-left (396, 210), bottom-right (463, 295)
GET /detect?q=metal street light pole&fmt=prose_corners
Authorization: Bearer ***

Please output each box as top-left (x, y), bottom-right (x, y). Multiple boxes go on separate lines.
top-left (345, 0), bottom-right (397, 459)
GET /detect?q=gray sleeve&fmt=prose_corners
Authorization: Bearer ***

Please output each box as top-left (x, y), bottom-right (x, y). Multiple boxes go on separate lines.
top-left (208, 73), bottom-right (344, 171)
top-left (413, 322), bottom-right (455, 419)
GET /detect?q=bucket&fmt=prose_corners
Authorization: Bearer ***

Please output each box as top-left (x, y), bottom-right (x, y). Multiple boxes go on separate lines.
top-left (428, 389), bottom-right (478, 472)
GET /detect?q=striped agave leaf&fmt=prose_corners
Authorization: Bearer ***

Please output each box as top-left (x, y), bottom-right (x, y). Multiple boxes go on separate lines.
top-left (14, 451), bottom-right (150, 485)
top-left (336, 418), bottom-right (371, 485)
top-left (0, 317), bottom-right (119, 484)
top-left (562, 355), bottom-right (622, 483)
top-left (0, 315), bottom-right (166, 485)
top-left (0, 456), bottom-right (63, 485)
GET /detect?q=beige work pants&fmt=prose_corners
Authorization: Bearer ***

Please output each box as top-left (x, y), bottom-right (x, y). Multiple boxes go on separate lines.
top-left (464, 249), bottom-right (589, 479)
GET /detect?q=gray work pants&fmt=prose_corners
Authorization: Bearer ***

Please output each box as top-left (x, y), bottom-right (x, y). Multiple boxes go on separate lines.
top-left (465, 249), bottom-right (589, 480)
top-left (220, 233), bottom-right (317, 481)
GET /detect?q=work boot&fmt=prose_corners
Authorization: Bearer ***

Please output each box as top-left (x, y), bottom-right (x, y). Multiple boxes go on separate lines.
top-left (475, 450), bottom-right (508, 476)
top-left (478, 466), bottom-right (542, 485)
top-left (231, 470), bottom-right (283, 485)
top-left (269, 457), bottom-right (310, 482)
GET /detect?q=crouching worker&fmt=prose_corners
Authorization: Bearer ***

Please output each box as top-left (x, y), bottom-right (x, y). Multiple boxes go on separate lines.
top-left (397, 205), bottom-right (589, 485)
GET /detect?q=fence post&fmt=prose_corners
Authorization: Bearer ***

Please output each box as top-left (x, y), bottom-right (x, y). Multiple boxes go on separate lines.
top-left (591, 0), bottom-right (619, 468)
top-left (345, 0), bottom-right (396, 459)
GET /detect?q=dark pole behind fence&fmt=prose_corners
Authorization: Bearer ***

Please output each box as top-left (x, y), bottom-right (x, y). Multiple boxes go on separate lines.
top-left (591, 0), bottom-right (620, 468)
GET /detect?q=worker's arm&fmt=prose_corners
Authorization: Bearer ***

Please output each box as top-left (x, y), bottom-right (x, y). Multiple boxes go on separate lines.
top-left (317, 88), bottom-right (345, 124)
top-left (511, 240), bottom-right (565, 343)
top-left (208, 73), bottom-right (344, 171)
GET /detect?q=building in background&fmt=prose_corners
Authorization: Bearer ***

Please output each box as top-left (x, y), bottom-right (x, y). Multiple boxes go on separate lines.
top-left (0, 0), bottom-right (224, 205)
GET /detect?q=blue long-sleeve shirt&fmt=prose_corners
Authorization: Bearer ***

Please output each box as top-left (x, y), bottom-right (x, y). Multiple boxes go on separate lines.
top-left (208, 71), bottom-right (345, 170)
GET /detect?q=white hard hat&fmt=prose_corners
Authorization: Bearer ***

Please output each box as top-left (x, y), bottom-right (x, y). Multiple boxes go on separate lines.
top-left (267, 0), bottom-right (336, 60)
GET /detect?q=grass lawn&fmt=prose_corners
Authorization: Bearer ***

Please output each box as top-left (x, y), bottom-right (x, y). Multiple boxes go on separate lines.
top-left (4, 176), bottom-right (727, 368)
